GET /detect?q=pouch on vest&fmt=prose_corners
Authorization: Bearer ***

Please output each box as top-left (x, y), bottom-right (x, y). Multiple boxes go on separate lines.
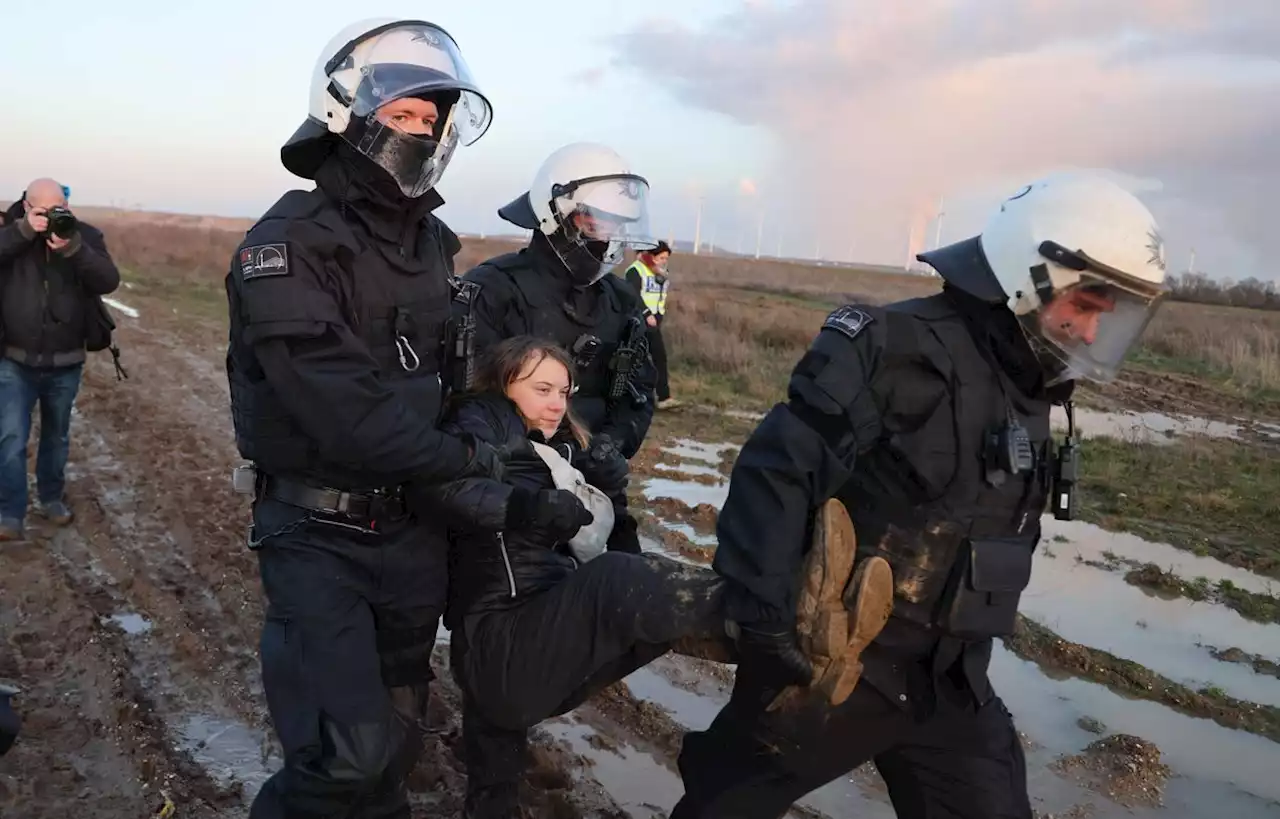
top-left (530, 441), bottom-right (615, 564)
top-left (938, 536), bottom-right (1034, 639)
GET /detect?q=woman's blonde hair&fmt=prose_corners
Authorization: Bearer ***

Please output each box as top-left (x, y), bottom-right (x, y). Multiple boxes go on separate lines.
top-left (472, 336), bottom-right (591, 449)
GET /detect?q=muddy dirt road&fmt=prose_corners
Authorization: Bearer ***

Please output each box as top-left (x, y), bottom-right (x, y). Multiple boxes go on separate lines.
top-left (2, 291), bottom-right (1279, 818)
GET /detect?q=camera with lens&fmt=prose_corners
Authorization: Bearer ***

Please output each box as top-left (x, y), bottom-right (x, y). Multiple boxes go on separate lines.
top-left (45, 206), bottom-right (78, 239)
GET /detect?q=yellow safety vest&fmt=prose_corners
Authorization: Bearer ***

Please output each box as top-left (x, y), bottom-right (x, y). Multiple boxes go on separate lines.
top-left (629, 260), bottom-right (668, 316)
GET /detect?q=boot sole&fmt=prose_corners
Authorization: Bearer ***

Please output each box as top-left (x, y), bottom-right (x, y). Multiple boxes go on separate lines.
top-left (770, 499), bottom-right (894, 710)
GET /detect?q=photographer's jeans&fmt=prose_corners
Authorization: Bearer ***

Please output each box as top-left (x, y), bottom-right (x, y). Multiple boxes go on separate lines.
top-left (0, 359), bottom-right (83, 523)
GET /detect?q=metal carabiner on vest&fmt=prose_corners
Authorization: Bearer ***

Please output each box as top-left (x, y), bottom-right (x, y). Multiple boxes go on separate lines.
top-left (396, 334), bottom-right (421, 372)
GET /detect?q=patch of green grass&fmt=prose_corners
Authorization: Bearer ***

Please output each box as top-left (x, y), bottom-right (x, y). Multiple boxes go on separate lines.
top-left (1079, 435), bottom-right (1280, 579)
top-left (119, 267), bottom-right (228, 325)
top-left (1123, 564), bottom-right (1280, 624)
top-left (1130, 345), bottom-right (1280, 406)
top-left (1004, 615), bottom-right (1280, 744)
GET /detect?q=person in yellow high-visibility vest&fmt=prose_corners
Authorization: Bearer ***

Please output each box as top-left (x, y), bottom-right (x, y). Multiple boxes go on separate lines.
top-left (624, 241), bottom-right (680, 409)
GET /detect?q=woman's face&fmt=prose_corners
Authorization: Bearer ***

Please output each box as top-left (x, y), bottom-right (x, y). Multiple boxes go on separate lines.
top-left (507, 353), bottom-right (570, 438)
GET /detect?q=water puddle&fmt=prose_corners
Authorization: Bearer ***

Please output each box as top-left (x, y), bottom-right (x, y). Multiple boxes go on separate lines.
top-left (655, 460), bottom-right (724, 479)
top-left (1051, 405), bottom-right (1241, 444)
top-left (991, 644), bottom-right (1280, 815)
top-left (663, 439), bottom-right (737, 466)
top-left (622, 661), bottom-right (895, 817)
top-left (176, 713), bottom-right (278, 799)
top-left (663, 522), bottom-right (717, 548)
top-left (1045, 519), bottom-right (1277, 597)
top-left (1030, 526), bottom-right (1280, 706)
top-left (102, 611), bottom-right (152, 635)
top-left (642, 478), bottom-right (729, 510)
top-left (542, 719), bottom-right (677, 818)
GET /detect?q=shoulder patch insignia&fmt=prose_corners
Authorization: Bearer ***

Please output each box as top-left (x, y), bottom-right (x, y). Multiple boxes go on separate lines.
top-left (239, 243), bottom-right (290, 281)
top-left (822, 305), bottom-right (875, 341)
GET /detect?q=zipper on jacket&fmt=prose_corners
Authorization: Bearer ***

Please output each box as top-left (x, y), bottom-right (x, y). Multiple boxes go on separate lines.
top-left (496, 532), bottom-right (517, 598)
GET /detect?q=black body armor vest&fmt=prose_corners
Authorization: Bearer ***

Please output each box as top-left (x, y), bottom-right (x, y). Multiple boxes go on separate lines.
top-left (227, 189), bottom-right (457, 489)
top-left (471, 253), bottom-right (634, 433)
top-left (837, 295), bottom-right (1054, 641)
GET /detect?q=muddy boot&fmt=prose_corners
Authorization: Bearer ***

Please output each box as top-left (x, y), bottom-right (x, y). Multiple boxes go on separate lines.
top-left (769, 499), bottom-right (894, 711)
top-left (0, 519), bottom-right (23, 542)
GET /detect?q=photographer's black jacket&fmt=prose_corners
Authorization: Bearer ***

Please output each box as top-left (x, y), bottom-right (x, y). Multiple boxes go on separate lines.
top-left (0, 214), bottom-right (120, 367)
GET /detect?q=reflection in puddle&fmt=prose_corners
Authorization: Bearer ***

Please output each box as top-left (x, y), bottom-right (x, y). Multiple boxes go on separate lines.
top-left (103, 612), bottom-right (152, 635)
top-left (543, 719), bottom-right (675, 818)
top-left (1051, 405), bottom-right (1242, 444)
top-left (992, 644), bottom-right (1280, 815)
top-left (1026, 531), bottom-right (1280, 706)
top-left (643, 478), bottom-right (729, 510)
top-left (177, 713), bottom-right (278, 798)
top-left (622, 662), bottom-right (895, 817)
top-left (1045, 519), bottom-right (1277, 596)
top-left (663, 521), bottom-right (717, 548)
top-left (656, 460), bottom-right (724, 479)
top-left (664, 439), bottom-right (737, 465)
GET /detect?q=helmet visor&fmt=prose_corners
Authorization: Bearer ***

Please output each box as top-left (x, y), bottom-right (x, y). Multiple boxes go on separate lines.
top-left (555, 174), bottom-right (655, 249)
top-left (331, 22), bottom-right (492, 145)
top-left (1022, 279), bottom-right (1166, 385)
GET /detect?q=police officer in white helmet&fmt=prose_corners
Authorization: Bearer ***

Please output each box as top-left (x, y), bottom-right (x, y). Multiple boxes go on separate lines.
top-left (671, 171), bottom-right (1169, 818)
top-left (224, 18), bottom-right (535, 818)
top-left (455, 142), bottom-right (662, 554)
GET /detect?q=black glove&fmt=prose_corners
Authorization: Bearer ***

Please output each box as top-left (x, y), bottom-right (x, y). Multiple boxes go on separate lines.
top-left (578, 433), bottom-right (629, 491)
top-left (0, 684), bottom-right (20, 757)
top-left (506, 487), bottom-right (593, 542)
top-left (736, 623), bottom-right (813, 689)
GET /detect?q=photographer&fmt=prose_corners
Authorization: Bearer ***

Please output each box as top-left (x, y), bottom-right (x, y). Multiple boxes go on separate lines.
top-left (0, 178), bottom-right (120, 541)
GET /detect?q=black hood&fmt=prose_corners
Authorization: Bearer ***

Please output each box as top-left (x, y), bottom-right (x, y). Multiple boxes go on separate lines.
top-left (312, 141), bottom-right (443, 246)
top-left (280, 118), bottom-right (335, 181)
top-left (942, 282), bottom-right (1074, 403)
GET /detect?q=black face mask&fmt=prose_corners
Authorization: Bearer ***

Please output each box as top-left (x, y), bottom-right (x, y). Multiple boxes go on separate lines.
top-left (342, 95), bottom-right (457, 199)
top-left (352, 121), bottom-right (455, 199)
top-left (551, 232), bottom-right (612, 286)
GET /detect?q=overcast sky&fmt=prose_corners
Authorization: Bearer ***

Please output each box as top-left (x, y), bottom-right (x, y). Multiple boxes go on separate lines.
top-left (5, 0), bottom-right (1276, 281)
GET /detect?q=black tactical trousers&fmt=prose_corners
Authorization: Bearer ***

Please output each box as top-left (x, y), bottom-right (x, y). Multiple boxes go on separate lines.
top-left (648, 315), bottom-right (670, 402)
top-left (248, 497), bottom-right (445, 819)
top-left (452, 551), bottom-right (726, 818)
top-left (671, 662), bottom-right (1031, 819)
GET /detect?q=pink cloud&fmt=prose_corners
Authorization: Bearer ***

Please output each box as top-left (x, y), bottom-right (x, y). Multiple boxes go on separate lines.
top-left (614, 0), bottom-right (1280, 279)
